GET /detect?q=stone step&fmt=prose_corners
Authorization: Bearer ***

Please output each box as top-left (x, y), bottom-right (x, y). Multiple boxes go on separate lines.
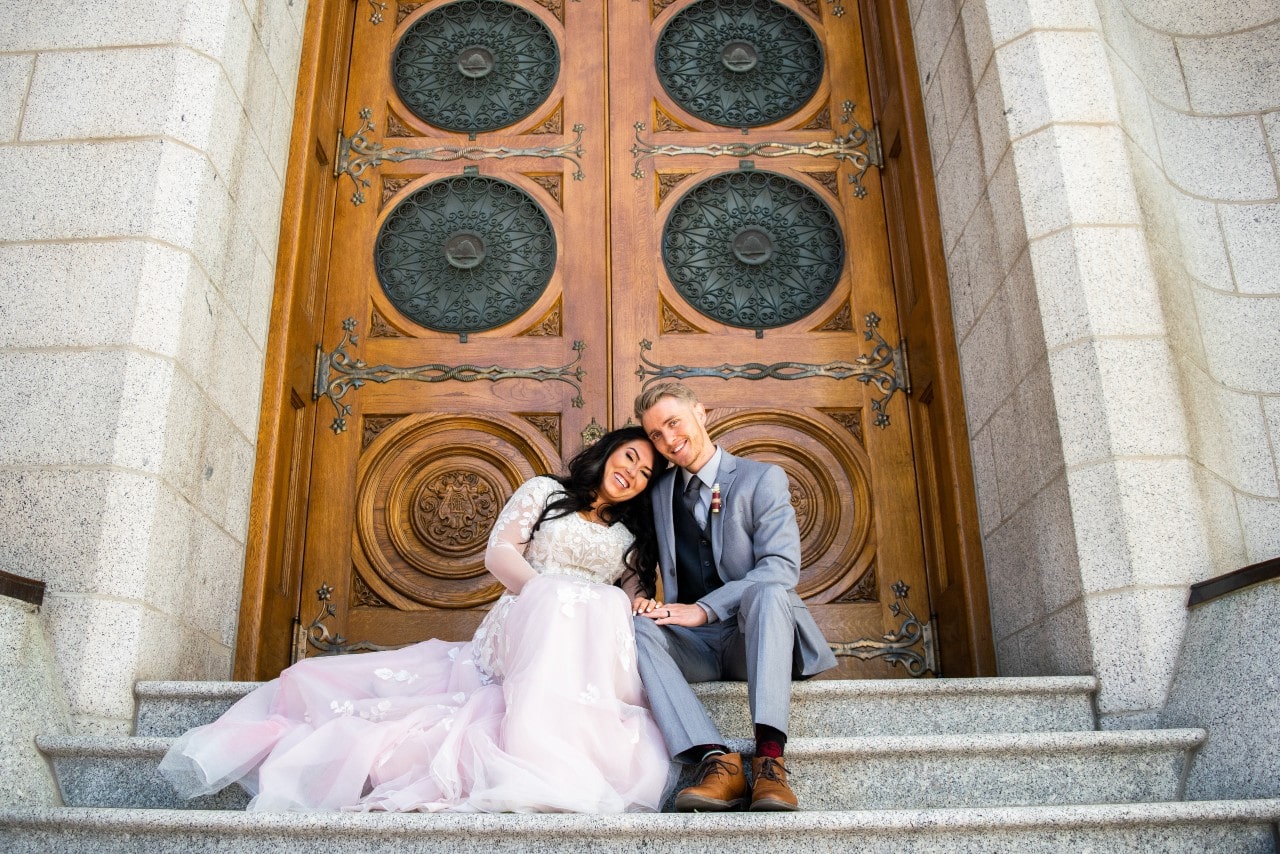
top-left (39, 728), bottom-right (1201, 813)
top-left (4, 800), bottom-right (1279, 853)
top-left (133, 675), bottom-right (1099, 738)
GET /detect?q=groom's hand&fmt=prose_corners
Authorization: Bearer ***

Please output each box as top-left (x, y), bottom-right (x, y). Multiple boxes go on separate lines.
top-left (640, 602), bottom-right (708, 627)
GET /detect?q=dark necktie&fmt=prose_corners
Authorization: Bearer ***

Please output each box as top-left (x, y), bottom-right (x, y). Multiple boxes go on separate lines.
top-left (683, 474), bottom-right (704, 528)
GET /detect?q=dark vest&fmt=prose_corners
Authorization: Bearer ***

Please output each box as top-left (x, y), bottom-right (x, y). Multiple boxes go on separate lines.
top-left (672, 481), bottom-right (722, 604)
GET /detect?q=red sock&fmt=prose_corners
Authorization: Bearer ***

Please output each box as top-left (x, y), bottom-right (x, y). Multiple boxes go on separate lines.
top-left (755, 724), bottom-right (786, 758)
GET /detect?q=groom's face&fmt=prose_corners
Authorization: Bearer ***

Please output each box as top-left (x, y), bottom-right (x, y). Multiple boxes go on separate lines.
top-left (640, 396), bottom-right (714, 473)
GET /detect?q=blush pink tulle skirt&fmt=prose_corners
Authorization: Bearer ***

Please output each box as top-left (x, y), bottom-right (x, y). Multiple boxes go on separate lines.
top-left (159, 574), bottom-right (672, 812)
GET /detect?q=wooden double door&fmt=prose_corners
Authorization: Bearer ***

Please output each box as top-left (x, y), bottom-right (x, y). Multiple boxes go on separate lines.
top-left (238, 0), bottom-right (992, 681)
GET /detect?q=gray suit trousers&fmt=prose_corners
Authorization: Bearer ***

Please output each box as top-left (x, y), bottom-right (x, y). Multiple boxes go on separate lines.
top-left (633, 582), bottom-right (799, 760)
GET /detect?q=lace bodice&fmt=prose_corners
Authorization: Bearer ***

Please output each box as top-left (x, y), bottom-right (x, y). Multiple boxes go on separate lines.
top-left (474, 477), bottom-right (637, 683)
top-left (485, 476), bottom-right (635, 586)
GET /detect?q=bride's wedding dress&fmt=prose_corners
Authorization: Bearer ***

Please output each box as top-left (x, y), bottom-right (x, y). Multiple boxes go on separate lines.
top-left (159, 477), bottom-right (671, 812)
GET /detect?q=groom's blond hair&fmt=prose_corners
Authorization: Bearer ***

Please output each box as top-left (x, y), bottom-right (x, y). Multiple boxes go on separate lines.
top-left (634, 382), bottom-right (700, 422)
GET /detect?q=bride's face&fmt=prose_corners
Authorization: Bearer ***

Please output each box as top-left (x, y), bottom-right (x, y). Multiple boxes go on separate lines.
top-left (597, 439), bottom-right (657, 505)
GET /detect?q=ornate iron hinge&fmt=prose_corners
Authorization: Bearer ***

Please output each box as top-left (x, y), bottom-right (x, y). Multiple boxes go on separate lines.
top-left (631, 100), bottom-right (883, 200)
top-left (829, 580), bottom-right (938, 677)
top-left (637, 312), bottom-right (909, 427)
top-left (299, 583), bottom-right (404, 657)
top-left (335, 107), bottom-right (586, 206)
top-left (313, 319), bottom-right (587, 434)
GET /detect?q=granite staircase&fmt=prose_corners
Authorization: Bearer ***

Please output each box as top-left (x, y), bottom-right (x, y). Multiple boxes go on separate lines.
top-left (3, 676), bottom-right (1279, 852)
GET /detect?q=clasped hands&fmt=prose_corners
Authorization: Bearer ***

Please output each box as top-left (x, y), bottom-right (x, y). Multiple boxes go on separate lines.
top-left (631, 597), bottom-right (707, 627)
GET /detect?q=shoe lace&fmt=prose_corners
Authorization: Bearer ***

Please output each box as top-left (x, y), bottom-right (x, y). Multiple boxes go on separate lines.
top-left (694, 755), bottom-right (739, 785)
top-left (754, 756), bottom-right (788, 782)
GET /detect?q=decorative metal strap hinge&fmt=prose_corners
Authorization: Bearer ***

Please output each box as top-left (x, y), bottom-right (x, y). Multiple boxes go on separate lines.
top-left (631, 99), bottom-right (883, 200)
top-left (829, 580), bottom-right (937, 677)
top-left (298, 582), bottom-right (404, 656)
top-left (291, 617), bottom-right (308, 665)
top-left (314, 319), bottom-right (587, 434)
top-left (335, 107), bottom-right (586, 206)
top-left (637, 312), bottom-right (909, 427)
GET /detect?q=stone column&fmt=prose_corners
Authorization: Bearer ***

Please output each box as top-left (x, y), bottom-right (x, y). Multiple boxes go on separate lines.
top-left (911, 0), bottom-right (1280, 727)
top-left (0, 1), bottom-right (306, 734)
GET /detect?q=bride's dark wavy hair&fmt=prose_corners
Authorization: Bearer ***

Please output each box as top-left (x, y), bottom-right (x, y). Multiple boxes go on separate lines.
top-left (531, 425), bottom-right (668, 597)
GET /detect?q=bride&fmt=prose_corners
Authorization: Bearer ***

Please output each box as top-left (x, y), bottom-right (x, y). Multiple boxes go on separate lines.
top-left (159, 426), bottom-right (672, 812)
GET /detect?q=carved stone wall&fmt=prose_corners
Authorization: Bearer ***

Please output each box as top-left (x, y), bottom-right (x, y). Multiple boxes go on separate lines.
top-left (0, 1), bottom-right (305, 735)
top-left (912, 0), bottom-right (1280, 728)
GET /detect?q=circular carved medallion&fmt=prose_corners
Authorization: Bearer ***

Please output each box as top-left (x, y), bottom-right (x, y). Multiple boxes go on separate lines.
top-left (393, 0), bottom-right (560, 133)
top-left (706, 408), bottom-right (873, 602)
top-left (375, 175), bottom-right (557, 334)
top-left (655, 0), bottom-right (823, 128)
top-left (356, 415), bottom-right (553, 609)
top-left (663, 170), bottom-right (844, 329)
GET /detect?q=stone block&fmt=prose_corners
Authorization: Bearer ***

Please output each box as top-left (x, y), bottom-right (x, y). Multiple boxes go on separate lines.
top-left (22, 47), bottom-right (226, 164)
top-left (42, 595), bottom-right (149, 731)
top-left (0, 55), bottom-right (33, 141)
top-left (1029, 226), bottom-right (1166, 350)
top-left (1095, 2), bottom-right (1190, 111)
top-left (1190, 463), bottom-right (1248, 575)
top-left (0, 598), bottom-right (70, 807)
top-left (996, 31), bottom-right (1118, 140)
top-left (1124, 0), bottom-right (1279, 38)
top-left (1084, 586), bottom-right (1190, 717)
top-left (938, 20), bottom-right (976, 146)
top-left (984, 0), bottom-right (1102, 48)
top-left (986, 147), bottom-right (1029, 272)
top-left (1011, 124), bottom-right (1141, 239)
top-left (1182, 366), bottom-right (1279, 498)
top-left (1194, 287), bottom-right (1280, 393)
top-left (1151, 102), bottom-right (1277, 201)
top-left (933, 112), bottom-right (985, 255)
top-left (0, 2), bottom-right (189, 52)
top-left (973, 63), bottom-right (1011, 178)
top-left (1235, 494), bottom-right (1280, 566)
top-left (958, 0), bottom-right (995, 82)
top-left (1162, 578), bottom-right (1280, 800)
top-left (968, 427), bottom-right (1003, 535)
top-left (1219, 202), bottom-right (1280, 295)
top-left (1170, 188), bottom-right (1234, 291)
top-left (1049, 338), bottom-right (1189, 466)
top-left (1105, 47), bottom-right (1159, 160)
top-left (1012, 599), bottom-right (1094, 676)
top-left (1178, 21), bottom-right (1280, 115)
top-left (912, 0), bottom-right (960, 83)
top-left (986, 362), bottom-right (1064, 519)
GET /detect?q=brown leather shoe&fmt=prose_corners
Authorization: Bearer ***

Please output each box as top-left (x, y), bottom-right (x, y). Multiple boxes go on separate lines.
top-left (750, 755), bottom-right (799, 811)
top-left (674, 752), bottom-right (748, 811)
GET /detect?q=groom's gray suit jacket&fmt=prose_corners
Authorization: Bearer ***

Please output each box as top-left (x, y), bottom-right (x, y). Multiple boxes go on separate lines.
top-left (649, 450), bottom-right (836, 677)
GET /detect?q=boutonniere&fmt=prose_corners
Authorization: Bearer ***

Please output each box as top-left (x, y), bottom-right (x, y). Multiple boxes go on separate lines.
top-left (711, 483), bottom-right (721, 514)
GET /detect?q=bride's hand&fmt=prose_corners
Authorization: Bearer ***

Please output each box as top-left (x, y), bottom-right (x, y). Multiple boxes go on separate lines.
top-left (631, 596), bottom-right (663, 615)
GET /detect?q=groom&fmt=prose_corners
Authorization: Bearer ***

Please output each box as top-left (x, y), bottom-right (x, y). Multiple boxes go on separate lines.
top-left (630, 382), bottom-right (836, 811)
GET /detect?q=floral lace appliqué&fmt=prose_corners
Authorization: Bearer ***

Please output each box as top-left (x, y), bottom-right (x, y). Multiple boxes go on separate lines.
top-left (557, 581), bottom-right (602, 617)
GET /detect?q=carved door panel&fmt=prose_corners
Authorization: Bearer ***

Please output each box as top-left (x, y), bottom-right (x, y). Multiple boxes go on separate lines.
top-left (608, 0), bottom-right (932, 678)
top-left (292, 0), bottom-right (937, 678)
top-left (298, 0), bottom-right (610, 653)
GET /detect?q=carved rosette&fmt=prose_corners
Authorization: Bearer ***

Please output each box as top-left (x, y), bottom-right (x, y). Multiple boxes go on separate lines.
top-left (662, 170), bottom-right (845, 330)
top-left (412, 470), bottom-right (500, 555)
top-left (392, 0), bottom-right (560, 134)
top-left (707, 407), bottom-right (873, 602)
top-left (655, 0), bottom-right (823, 128)
top-left (355, 415), bottom-right (552, 608)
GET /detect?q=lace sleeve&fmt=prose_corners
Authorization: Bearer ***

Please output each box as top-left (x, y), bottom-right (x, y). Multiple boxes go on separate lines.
top-left (483, 477), bottom-right (559, 595)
